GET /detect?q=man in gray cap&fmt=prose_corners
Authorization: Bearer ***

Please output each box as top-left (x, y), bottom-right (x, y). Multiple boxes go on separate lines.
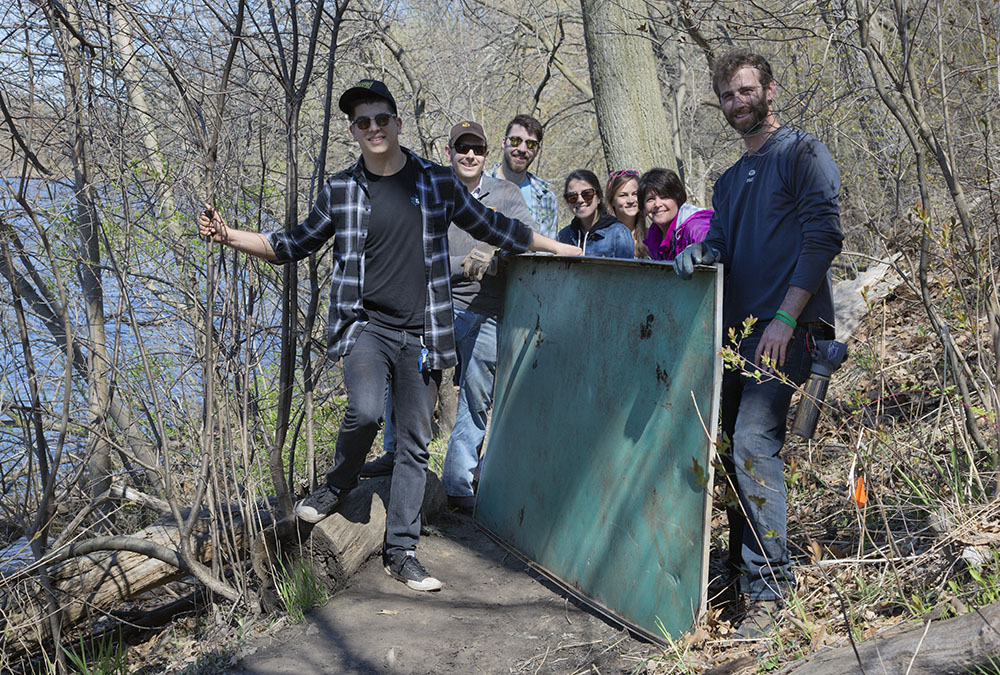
top-left (199, 81), bottom-right (580, 592)
top-left (366, 120), bottom-right (536, 512)
top-left (441, 120), bottom-right (535, 512)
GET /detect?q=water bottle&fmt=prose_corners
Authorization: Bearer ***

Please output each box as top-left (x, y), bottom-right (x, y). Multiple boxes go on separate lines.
top-left (792, 339), bottom-right (848, 439)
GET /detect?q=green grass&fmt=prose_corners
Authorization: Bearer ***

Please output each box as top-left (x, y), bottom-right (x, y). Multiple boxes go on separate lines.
top-left (274, 557), bottom-right (329, 623)
top-left (61, 635), bottom-right (128, 675)
top-left (428, 434), bottom-right (449, 475)
top-left (967, 655), bottom-right (1000, 674)
top-left (948, 547), bottom-right (1000, 611)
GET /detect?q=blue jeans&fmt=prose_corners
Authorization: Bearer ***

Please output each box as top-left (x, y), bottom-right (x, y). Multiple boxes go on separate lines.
top-left (382, 389), bottom-right (396, 453)
top-left (720, 326), bottom-right (811, 601)
top-left (325, 323), bottom-right (441, 555)
top-left (442, 308), bottom-right (498, 499)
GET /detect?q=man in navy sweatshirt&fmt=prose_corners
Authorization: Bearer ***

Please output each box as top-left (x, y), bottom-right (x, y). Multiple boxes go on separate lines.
top-left (675, 50), bottom-right (843, 637)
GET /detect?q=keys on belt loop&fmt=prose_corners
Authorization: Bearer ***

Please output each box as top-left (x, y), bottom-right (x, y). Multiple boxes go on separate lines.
top-left (417, 336), bottom-right (429, 373)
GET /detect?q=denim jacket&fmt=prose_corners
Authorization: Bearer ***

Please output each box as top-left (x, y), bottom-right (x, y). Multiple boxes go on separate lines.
top-left (557, 214), bottom-right (635, 259)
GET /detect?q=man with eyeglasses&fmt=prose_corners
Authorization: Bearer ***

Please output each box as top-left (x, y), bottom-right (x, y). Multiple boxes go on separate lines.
top-left (487, 114), bottom-right (559, 239)
top-left (364, 120), bottom-right (537, 510)
top-left (198, 80), bottom-right (580, 593)
top-left (440, 120), bottom-right (536, 513)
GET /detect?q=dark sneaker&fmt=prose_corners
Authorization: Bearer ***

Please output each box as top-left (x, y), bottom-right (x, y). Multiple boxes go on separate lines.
top-left (734, 599), bottom-right (780, 639)
top-left (360, 452), bottom-right (395, 478)
top-left (447, 495), bottom-right (475, 515)
top-left (383, 550), bottom-right (443, 592)
top-left (294, 485), bottom-right (340, 523)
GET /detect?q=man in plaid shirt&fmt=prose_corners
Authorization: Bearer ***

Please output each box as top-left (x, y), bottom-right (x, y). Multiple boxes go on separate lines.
top-left (486, 114), bottom-right (559, 238)
top-left (199, 80), bottom-right (580, 592)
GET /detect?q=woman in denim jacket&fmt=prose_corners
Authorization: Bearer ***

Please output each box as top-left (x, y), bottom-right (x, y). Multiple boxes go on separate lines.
top-left (605, 169), bottom-right (651, 258)
top-left (557, 169), bottom-right (634, 259)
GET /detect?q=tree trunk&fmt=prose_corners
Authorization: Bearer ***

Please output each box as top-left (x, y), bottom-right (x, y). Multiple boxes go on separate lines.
top-left (252, 472), bottom-right (448, 600)
top-left (433, 368), bottom-right (458, 440)
top-left (580, 0), bottom-right (678, 174)
top-left (0, 507), bottom-right (264, 656)
top-left (778, 600), bottom-right (1000, 674)
top-left (55, 0), bottom-right (113, 513)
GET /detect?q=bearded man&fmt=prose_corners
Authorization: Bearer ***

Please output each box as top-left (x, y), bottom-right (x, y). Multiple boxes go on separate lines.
top-left (675, 50), bottom-right (843, 637)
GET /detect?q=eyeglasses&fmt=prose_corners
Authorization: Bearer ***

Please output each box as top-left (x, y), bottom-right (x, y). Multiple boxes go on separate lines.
top-left (351, 113), bottom-right (395, 130)
top-left (506, 136), bottom-right (540, 151)
top-left (564, 189), bottom-right (596, 205)
top-left (609, 169), bottom-right (639, 179)
top-left (453, 142), bottom-right (487, 156)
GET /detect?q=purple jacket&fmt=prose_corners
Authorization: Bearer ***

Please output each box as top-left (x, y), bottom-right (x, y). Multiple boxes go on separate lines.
top-left (643, 204), bottom-right (713, 261)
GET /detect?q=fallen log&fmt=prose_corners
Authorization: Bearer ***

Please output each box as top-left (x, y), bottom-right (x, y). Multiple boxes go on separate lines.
top-left (0, 471), bottom-right (446, 657)
top-left (252, 472), bottom-right (448, 601)
top-left (0, 485), bottom-right (171, 578)
top-left (0, 503), bottom-right (273, 656)
top-left (777, 600), bottom-right (1000, 674)
top-left (832, 253), bottom-right (903, 341)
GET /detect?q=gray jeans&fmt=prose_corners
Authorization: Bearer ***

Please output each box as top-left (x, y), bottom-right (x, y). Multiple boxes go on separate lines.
top-left (326, 323), bottom-right (441, 555)
top-left (720, 326), bottom-right (812, 601)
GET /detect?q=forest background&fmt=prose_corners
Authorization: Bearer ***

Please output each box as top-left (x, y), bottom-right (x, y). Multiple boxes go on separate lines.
top-left (1, 0), bottom-right (1000, 671)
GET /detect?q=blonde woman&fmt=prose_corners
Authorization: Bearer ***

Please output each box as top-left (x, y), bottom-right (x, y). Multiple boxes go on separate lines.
top-left (605, 169), bottom-right (649, 258)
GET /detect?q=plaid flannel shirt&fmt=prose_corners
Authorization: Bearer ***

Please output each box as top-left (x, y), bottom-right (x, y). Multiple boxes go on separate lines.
top-left (487, 164), bottom-right (559, 239)
top-left (267, 148), bottom-right (534, 370)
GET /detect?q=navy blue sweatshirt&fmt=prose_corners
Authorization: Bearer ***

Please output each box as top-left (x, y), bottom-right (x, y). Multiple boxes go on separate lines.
top-left (705, 126), bottom-right (843, 330)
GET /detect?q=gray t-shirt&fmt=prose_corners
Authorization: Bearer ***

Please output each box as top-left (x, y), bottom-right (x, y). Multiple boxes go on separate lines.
top-left (448, 174), bottom-right (535, 318)
top-left (705, 125), bottom-right (843, 330)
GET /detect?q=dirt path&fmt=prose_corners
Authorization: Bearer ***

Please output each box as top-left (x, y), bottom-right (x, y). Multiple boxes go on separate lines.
top-left (232, 512), bottom-right (648, 674)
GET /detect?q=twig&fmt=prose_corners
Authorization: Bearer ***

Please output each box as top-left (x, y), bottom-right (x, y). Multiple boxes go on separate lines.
top-left (533, 645), bottom-right (550, 675)
top-left (556, 639), bottom-right (604, 651)
top-left (811, 553), bottom-right (924, 567)
top-left (903, 619), bottom-right (932, 675)
top-left (835, 584), bottom-right (867, 675)
top-left (598, 636), bottom-right (627, 655)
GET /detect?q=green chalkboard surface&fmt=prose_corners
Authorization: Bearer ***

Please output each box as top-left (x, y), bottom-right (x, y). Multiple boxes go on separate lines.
top-left (476, 255), bottom-right (722, 643)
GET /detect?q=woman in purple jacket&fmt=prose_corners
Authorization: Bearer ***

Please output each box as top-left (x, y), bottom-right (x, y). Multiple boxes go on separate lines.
top-left (638, 168), bottom-right (712, 262)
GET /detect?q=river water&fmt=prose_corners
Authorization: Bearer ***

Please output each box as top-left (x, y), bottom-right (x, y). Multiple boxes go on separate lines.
top-left (0, 185), bottom-right (292, 477)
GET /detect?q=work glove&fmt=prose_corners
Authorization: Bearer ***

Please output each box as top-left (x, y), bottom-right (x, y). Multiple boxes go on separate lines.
top-left (674, 241), bottom-right (719, 280)
top-left (462, 243), bottom-right (500, 281)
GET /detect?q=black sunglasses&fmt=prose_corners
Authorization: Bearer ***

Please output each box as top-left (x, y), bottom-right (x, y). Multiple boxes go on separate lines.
top-left (564, 189), bottom-right (596, 205)
top-left (506, 136), bottom-right (540, 151)
top-left (352, 113), bottom-right (396, 130)
top-left (453, 142), bottom-right (487, 156)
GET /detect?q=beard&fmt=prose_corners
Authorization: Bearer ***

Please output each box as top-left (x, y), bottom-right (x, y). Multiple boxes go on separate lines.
top-left (504, 150), bottom-right (530, 173)
top-left (724, 95), bottom-right (771, 136)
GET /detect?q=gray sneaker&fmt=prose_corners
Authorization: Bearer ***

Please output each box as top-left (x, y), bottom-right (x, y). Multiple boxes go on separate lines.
top-left (734, 599), bottom-right (780, 639)
top-left (294, 485), bottom-right (340, 523)
top-left (383, 550), bottom-right (443, 592)
top-left (360, 452), bottom-right (395, 478)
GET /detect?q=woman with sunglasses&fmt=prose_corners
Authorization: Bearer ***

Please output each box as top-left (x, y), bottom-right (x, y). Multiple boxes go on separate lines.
top-left (557, 169), bottom-right (634, 259)
top-left (605, 169), bottom-right (649, 258)
top-left (638, 168), bottom-right (712, 262)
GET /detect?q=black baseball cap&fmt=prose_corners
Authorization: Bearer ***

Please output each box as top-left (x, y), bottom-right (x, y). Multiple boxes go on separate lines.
top-left (338, 79), bottom-right (397, 117)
